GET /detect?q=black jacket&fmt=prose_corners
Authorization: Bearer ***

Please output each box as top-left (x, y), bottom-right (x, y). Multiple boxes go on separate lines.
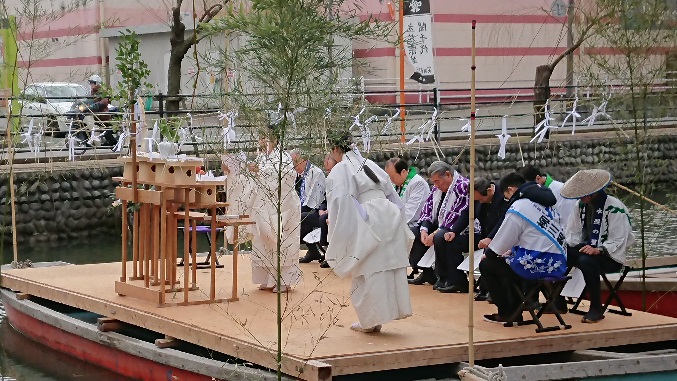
top-left (450, 183), bottom-right (510, 239)
top-left (483, 181), bottom-right (556, 259)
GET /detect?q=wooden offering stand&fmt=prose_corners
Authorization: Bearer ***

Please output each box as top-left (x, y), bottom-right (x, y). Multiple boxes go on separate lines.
top-left (114, 155), bottom-right (254, 306)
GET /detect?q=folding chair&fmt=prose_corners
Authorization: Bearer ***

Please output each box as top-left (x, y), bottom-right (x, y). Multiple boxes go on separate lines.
top-left (505, 275), bottom-right (572, 333)
top-left (569, 266), bottom-right (632, 316)
top-left (177, 225), bottom-right (225, 269)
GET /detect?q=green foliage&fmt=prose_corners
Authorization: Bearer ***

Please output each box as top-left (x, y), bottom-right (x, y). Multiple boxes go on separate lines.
top-left (112, 30), bottom-right (153, 108)
top-left (206, 0), bottom-right (393, 149)
top-left (157, 117), bottom-right (183, 143)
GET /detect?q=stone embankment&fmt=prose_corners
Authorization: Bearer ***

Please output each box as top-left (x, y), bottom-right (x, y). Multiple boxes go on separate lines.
top-left (1, 132), bottom-right (676, 244)
top-left (0, 161), bottom-right (122, 245)
top-left (370, 133), bottom-right (677, 185)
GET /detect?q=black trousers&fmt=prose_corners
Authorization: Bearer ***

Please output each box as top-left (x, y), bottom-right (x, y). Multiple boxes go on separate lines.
top-left (319, 213), bottom-right (329, 246)
top-left (300, 208), bottom-right (321, 243)
top-left (433, 229), bottom-right (478, 287)
top-left (479, 255), bottom-right (523, 318)
top-left (409, 224), bottom-right (436, 271)
top-left (567, 244), bottom-right (622, 312)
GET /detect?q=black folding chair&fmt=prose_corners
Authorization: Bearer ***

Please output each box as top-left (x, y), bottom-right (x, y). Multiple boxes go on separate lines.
top-left (569, 266), bottom-right (632, 316)
top-left (505, 275), bottom-right (572, 333)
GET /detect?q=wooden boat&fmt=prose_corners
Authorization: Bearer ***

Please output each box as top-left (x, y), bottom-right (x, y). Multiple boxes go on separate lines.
top-left (3, 259), bottom-right (677, 381)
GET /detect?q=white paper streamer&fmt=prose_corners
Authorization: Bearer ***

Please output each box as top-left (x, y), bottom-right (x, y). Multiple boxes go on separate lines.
top-left (218, 110), bottom-right (238, 148)
top-left (561, 97), bottom-right (582, 135)
top-left (87, 126), bottom-right (102, 147)
top-left (349, 107), bottom-right (366, 132)
top-left (113, 124), bottom-right (130, 153)
top-left (459, 108), bottom-right (478, 135)
top-left (65, 121), bottom-right (77, 161)
top-left (531, 100), bottom-right (556, 143)
top-left (407, 108), bottom-right (438, 145)
top-left (496, 115), bottom-right (511, 159)
top-left (31, 124), bottom-right (43, 156)
top-left (144, 120), bottom-right (160, 154)
top-left (381, 109), bottom-right (401, 134)
top-left (581, 98), bottom-right (611, 127)
top-left (360, 115), bottom-right (378, 153)
top-left (20, 119), bottom-right (42, 155)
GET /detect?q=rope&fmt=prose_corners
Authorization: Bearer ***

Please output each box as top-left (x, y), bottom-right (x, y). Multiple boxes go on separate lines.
top-left (458, 365), bottom-right (507, 381)
top-left (611, 182), bottom-right (677, 217)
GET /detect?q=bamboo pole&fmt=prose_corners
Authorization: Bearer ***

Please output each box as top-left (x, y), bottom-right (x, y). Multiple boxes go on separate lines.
top-left (130, 91), bottom-right (139, 279)
top-left (468, 19), bottom-right (477, 367)
top-left (611, 182), bottom-right (677, 216)
top-left (398, 0), bottom-right (406, 143)
top-left (5, 102), bottom-right (18, 263)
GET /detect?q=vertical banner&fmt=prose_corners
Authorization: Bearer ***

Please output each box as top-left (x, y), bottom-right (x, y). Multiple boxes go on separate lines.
top-left (0, 16), bottom-right (19, 128)
top-left (403, 0), bottom-right (435, 84)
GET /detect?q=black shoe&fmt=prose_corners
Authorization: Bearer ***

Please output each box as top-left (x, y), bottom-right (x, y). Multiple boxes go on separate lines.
top-left (438, 284), bottom-right (469, 293)
top-left (486, 293), bottom-right (494, 304)
top-left (433, 279), bottom-right (447, 291)
top-left (407, 270), bottom-right (419, 280)
top-left (408, 273), bottom-right (425, 285)
top-left (299, 246), bottom-right (322, 263)
top-left (319, 260), bottom-right (330, 268)
top-left (474, 291), bottom-right (489, 301)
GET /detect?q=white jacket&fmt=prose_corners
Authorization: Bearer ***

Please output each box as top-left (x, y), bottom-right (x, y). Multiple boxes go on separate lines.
top-left (565, 195), bottom-right (635, 264)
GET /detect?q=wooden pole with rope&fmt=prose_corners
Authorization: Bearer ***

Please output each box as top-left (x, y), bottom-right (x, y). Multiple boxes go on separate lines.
top-left (468, 19), bottom-right (477, 367)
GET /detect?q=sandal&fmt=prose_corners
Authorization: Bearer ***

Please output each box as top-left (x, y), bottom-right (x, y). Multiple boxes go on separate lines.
top-left (581, 313), bottom-right (605, 324)
top-left (350, 322), bottom-right (382, 333)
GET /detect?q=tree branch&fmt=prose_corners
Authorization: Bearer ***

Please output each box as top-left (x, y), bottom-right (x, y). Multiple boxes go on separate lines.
top-left (549, 20), bottom-right (595, 71)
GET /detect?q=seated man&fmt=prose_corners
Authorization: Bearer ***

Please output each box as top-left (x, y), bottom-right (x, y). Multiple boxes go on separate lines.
top-left (480, 172), bottom-right (566, 323)
top-left (517, 164), bottom-right (577, 230)
top-left (560, 169), bottom-right (635, 323)
top-left (409, 161), bottom-right (471, 292)
top-left (472, 177), bottom-right (511, 300)
top-left (385, 157), bottom-right (429, 278)
top-left (290, 149), bottom-right (327, 263)
top-left (385, 158), bottom-right (429, 227)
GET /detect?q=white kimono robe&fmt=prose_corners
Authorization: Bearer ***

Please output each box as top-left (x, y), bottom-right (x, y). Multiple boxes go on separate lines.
top-left (229, 149), bottom-right (302, 287)
top-left (326, 150), bottom-right (414, 328)
top-left (565, 195), bottom-right (635, 265)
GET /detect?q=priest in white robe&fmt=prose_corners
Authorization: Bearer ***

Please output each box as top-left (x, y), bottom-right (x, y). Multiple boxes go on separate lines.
top-left (224, 128), bottom-right (302, 292)
top-left (325, 131), bottom-right (414, 333)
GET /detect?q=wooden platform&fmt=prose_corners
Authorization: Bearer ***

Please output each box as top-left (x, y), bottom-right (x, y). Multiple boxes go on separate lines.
top-left (3, 257), bottom-right (677, 381)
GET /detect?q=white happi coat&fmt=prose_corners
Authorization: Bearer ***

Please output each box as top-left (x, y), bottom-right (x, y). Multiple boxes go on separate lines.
top-left (546, 178), bottom-right (578, 230)
top-left (229, 149), bottom-right (302, 287)
top-left (400, 173), bottom-right (429, 226)
top-left (565, 195), bottom-right (635, 265)
top-left (326, 150), bottom-right (413, 328)
top-left (300, 163), bottom-right (326, 210)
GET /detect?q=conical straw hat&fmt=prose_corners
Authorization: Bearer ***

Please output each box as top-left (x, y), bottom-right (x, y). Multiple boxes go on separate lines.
top-left (560, 169), bottom-right (612, 199)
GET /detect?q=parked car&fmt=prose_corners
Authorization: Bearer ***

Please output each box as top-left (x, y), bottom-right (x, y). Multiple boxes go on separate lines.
top-left (19, 82), bottom-right (89, 134)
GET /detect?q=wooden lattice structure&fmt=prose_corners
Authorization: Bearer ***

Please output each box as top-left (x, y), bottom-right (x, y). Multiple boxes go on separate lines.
top-left (113, 156), bottom-right (253, 306)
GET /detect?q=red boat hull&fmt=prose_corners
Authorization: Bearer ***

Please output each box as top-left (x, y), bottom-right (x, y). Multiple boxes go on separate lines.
top-left (604, 290), bottom-right (677, 318)
top-left (3, 300), bottom-right (221, 381)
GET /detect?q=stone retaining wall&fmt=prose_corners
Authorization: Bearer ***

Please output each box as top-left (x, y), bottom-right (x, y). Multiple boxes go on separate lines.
top-left (2, 133), bottom-right (676, 244)
top-left (0, 162), bottom-right (123, 245)
top-left (370, 134), bottom-right (677, 184)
